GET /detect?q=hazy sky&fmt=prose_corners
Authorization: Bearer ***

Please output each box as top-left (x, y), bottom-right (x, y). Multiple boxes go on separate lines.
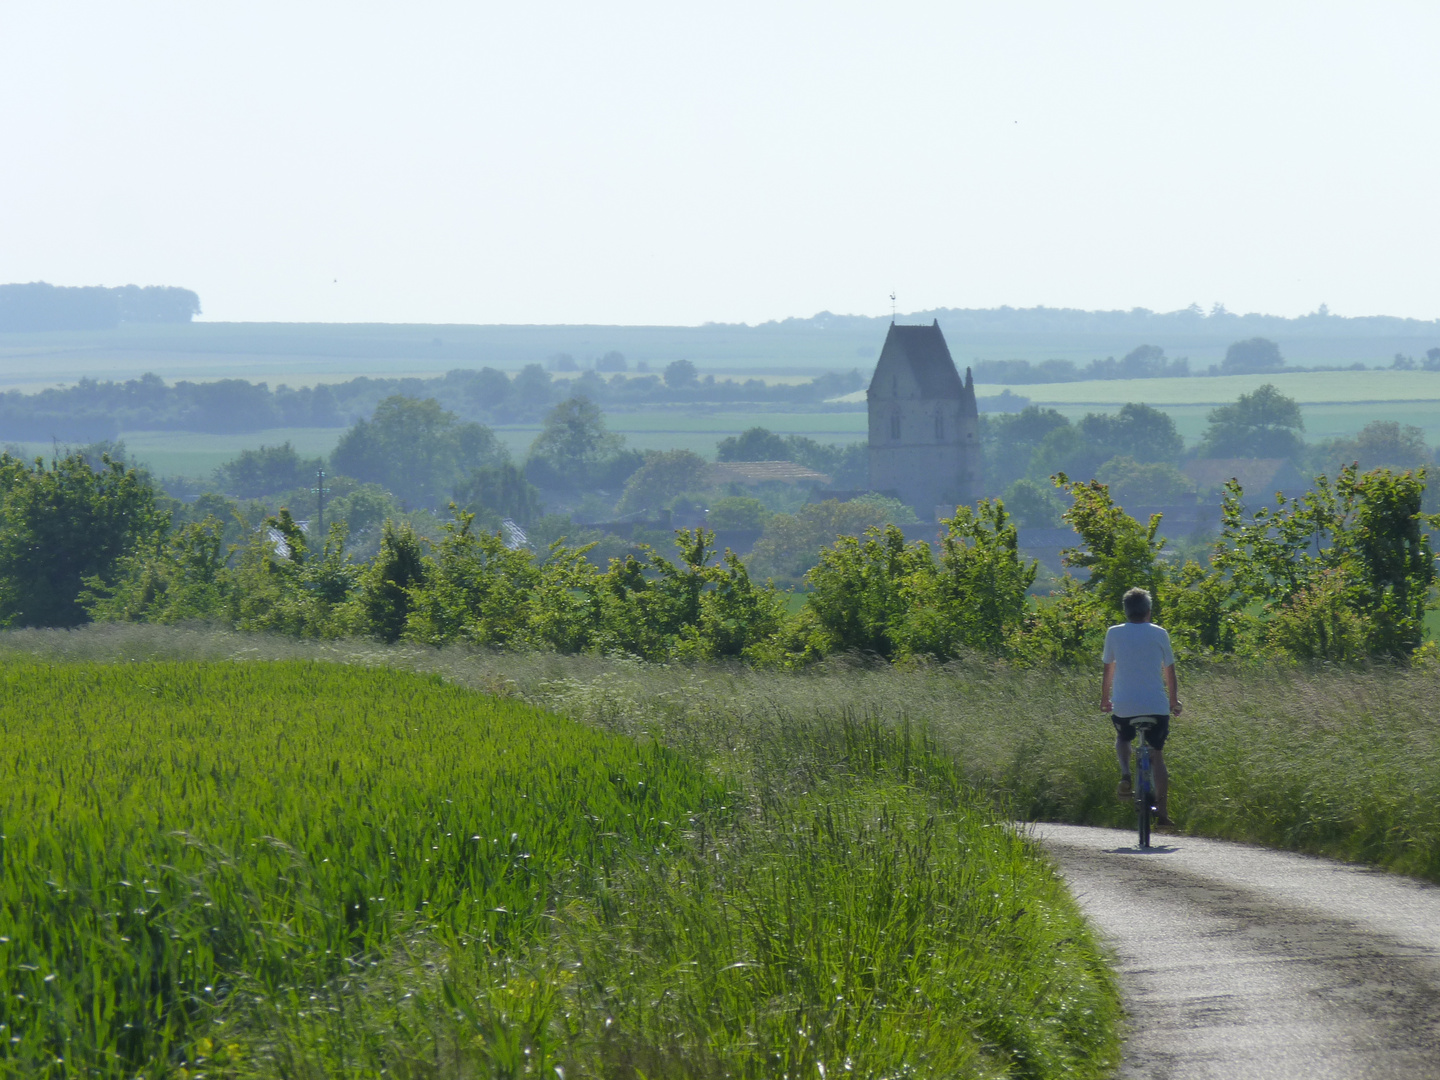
top-left (2, 2), bottom-right (1437, 325)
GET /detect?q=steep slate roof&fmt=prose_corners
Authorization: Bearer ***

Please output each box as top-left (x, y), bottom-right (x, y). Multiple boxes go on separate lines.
top-left (869, 320), bottom-right (965, 399)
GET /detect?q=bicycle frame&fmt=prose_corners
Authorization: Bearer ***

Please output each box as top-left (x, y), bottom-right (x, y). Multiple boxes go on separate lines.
top-left (1132, 721), bottom-right (1158, 849)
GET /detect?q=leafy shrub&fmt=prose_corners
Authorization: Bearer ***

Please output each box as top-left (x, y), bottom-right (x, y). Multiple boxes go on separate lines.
top-left (706, 495), bottom-right (770, 530)
top-left (803, 502), bottom-right (1036, 661)
top-left (1264, 570), bottom-right (1369, 660)
top-left (746, 499), bottom-right (890, 584)
top-left (1003, 477), bottom-right (1065, 527)
top-left (0, 452), bottom-right (163, 627)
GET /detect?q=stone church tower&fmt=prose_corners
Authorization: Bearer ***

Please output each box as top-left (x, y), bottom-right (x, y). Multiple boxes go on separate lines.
top-left (866, 321), bottom-right (982, 519)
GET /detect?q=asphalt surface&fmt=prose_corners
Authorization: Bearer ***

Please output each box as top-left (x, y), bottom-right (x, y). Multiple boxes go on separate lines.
top-left (1031, 823), bottom-right (1440, 1080)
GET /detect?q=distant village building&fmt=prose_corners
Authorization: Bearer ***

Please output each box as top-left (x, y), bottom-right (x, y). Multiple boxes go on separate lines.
top-left (704, 461), bottom-right (832, 487)
top-left (866, 321), bottom-right (982, 519)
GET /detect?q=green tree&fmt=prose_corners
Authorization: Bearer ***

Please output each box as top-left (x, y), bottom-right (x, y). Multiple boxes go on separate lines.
top-left (405, 509), bottom-right (541, 648)
top-left (1318, 420), bottom-right (1431, 474)
top-left (527, 541), bottom-right (603, 652)
top-left (707, 496), bottom-right (770, 530)
top-left (86, 518), bottom-right (232, 624)
top-left (1029, 404), bottom-right (1182, 483)
top-left (1215, 464), bottom-right (1435, 656)
top-left (462, 366), bottom-right (513, 411)
top-left (1221, 337), bottom-right (1284, 374)
top-left (226, 510), bottom-right (361, 638)
top-left (512, 363), bottom-right (555, 414)
top-left (984, 406), bottom-right (1071, 490)
top-left (717, 427), bottom-right (791, 461)
top-left (0, 452), bottom-right (163, 627)
top-left (900, 500), bottom-right (1038, 658)
top-left (214, 442), bottom-right (322, 498)
top-left (664, 359), bottom-right (699, 389)
top-left (1262, 569), bottom-right (1367, 661)
top-left (784, 437), bottom-right (868, 487)
top-left (1003, 478), bottom-right (1065, 527)
top-left (356, 520), bottom-right (429, 643)
top-left (1078, 404), bottom-right (1183, 465)
top-left (330, 396), bottom-right (507, 508)
top-left (803, 525), bottom-right (927, 658)
top-left (594, 529), bottom-right (784, 661)
top-left (1054, 474), bottom-right (1168, 622)
top-left (615, 449), bottom-right (709, 515)
top-left (1095, 457), bottom-right (1193, 504)
top-left (455, 462), bottom-right (542, 526)
top-left (747, 499), bottom-right (891, 584)
top-left (526, 397), bottom-right (629, 492)
top-left (1029, 425), bottom-right (1099, 483)
top-left (327, 484), bottom-right (402, 552)
top-left (1196, 384), bottom-right (1305, 460)
top-left (848, 492), bottom-right (919, 524)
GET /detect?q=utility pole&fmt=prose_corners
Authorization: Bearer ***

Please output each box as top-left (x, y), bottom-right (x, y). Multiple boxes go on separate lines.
top-left (312, 467), bottom-right (330, 539)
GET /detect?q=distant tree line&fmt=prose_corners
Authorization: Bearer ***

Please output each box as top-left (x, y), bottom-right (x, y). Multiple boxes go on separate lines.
top-left (983, 382), bottom-right (1440, 526)
top-left (0, 362), bottom-right (865, 442)
top-left (971, 337), bottom-right (1440, 385)
top-left (0, 283), bottom-right (200, 332)
top-left (779, 302), bottom-right (1440, 339)
top-left (0, 439), bottom-right (1429, 671)
top-left (74, 392), bottom-right (872, 575)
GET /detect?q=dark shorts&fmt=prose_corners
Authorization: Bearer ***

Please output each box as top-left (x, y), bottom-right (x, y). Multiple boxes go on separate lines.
top-left (1113, 714), bottom-right (1169, 749)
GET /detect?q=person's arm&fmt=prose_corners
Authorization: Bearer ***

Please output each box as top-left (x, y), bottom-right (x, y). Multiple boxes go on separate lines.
top-left (1100, 661), bottom-right (1114, 712)
top-left (1164, 663), bottom-right (1183, 716)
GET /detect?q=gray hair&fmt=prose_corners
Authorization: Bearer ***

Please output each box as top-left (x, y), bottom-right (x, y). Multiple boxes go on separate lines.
top-left (1122, 587), bottom-right (1152, 622)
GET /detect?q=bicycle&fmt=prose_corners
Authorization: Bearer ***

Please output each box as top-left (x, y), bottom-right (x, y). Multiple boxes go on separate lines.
top-left (1131, 718), bottom-right (1161, 849)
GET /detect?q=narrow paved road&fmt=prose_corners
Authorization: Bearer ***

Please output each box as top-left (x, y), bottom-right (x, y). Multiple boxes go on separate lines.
top-left (1031, 824), bottom-right (1440, 1080)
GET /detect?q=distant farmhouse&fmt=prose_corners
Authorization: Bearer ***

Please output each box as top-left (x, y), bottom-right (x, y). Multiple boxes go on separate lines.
top-left (866, 321), bottom-right (982, 519)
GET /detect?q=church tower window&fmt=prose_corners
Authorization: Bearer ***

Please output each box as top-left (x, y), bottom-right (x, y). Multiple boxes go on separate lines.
top-left (890, 413), bottom-right (901, 440)
top-left (934, 411), bottom-right (944, 440)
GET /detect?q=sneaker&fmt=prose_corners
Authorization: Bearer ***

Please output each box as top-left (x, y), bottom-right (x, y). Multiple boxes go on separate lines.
top-left (1116, 777), bottom-right (1133, 799)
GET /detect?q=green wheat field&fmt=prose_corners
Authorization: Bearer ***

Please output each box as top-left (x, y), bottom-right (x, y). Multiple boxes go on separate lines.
top-left (0, 652), bottom-right (1119, 1078)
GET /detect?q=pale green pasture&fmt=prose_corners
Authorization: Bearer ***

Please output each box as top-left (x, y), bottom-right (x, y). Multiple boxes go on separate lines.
top-left (16, 390), bottom-right (1432, 479)
top-left (4, 413), bottom-right (867, 478)
top-left (7, 428), bottom-right (349, 479)
top-left (124, 428), bottom-right (347, 479)
top-left (995, 368), bottom-right (1440, 406)
top-left (1039, 401), bottom-right (1440, 446)
top-left (496, 410), bottom-right (868, 459)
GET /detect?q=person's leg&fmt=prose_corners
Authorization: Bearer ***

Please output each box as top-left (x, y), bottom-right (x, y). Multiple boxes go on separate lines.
top-left (1112, 717), bottom-right (1137, 798)
top-left (1152, 746), bottom-right (1169, 819)
top-left (1116, 735), bottom-right (1132, 779)
top-left (1115, 734), bottom-right (1134, 797)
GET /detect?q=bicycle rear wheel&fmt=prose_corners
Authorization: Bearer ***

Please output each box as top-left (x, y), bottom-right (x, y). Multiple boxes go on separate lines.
top-left (1136, 746), bottom-right (1152, 848)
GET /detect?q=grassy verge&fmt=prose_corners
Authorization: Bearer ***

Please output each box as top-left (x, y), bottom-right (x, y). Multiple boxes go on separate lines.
top-left (0, 643), bottom-right (1120, 1078)
top-left (13, 624), bottom-right (1432, 880)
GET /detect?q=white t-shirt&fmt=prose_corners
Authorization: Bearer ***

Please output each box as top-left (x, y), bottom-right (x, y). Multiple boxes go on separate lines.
top-left (1102, 621), bottom-right (1175, 717)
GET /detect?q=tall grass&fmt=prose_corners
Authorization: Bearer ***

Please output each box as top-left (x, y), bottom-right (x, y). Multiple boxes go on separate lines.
top-left (11, 624), bottom-right (1430, 878)
top-left (524, 652), bottom-right (1440, 881)
top-left (0, 638), bottom-right (1121, 1078)
top-left (0, 661), bottom-right (715, 1074)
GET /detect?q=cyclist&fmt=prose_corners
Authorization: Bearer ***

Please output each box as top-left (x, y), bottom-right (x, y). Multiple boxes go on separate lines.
top-left (1100, 586), bottom-right (1183, 829)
